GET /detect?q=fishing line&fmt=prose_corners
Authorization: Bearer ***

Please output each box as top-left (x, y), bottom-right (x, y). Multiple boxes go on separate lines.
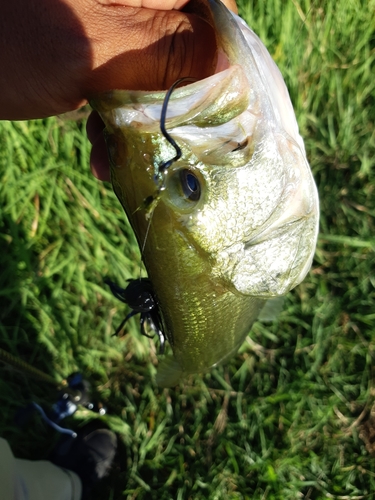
top-left (138, 208), bottom-right (154, 279)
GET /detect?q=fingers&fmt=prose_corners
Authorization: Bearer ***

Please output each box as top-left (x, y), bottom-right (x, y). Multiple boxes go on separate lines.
top-left (83, 5), bottom-right (217, 95)
top-left (96, 0), bottom-right (190, 8)
top-left (221, 0), bottom-right (238, 14)
top-left (95, 1), bottom-right (236, 14)
top-left (86, 110), bottom-right (105, 144)
top-left (86, 0), bottom-right (238, 95)
top-left (0, 0), bottom-right (220, 119)
top-left (87, 111), bottom-right (111, 181)
top-left (90, 133), bottom-right (111, 181)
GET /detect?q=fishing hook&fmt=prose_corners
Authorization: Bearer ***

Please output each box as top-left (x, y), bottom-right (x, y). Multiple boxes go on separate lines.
top-left (144, 76), bottom-right (197, 211)
top-left (158, 77), bottom-right (197, 176)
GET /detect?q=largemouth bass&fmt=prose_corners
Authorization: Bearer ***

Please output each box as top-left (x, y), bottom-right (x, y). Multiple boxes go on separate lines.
top-left (92, 0), bottom-right (319, 387)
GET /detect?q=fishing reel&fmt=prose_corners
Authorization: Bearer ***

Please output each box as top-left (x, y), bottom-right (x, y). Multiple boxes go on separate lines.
top-left (16, 372), bottom-right (106, 438)
top-left (50, 372), bottom-right (106, 421)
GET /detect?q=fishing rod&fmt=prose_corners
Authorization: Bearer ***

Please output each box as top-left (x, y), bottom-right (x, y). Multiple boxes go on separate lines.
top-left (0, 346), bottom-right (66, 388)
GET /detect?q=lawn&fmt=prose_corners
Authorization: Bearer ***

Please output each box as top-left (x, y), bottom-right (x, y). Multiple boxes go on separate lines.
top-left (1, 0), bottom-right (375, 498)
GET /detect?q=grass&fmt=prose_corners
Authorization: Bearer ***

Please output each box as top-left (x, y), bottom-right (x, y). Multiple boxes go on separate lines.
top-left (1, 0), bottom-right (375, 498)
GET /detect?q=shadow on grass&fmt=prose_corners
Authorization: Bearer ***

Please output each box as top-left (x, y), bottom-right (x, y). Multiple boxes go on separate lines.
top-left (0, 213), bottom-right (67, 457)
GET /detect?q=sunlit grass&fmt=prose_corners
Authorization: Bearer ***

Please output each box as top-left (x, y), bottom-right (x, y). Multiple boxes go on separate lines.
top-left (1, 0), bottom-right (375, 498)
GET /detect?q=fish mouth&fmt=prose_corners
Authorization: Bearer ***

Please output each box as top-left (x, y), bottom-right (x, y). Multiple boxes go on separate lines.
top-left (214, 49), bottom-right (231, 73)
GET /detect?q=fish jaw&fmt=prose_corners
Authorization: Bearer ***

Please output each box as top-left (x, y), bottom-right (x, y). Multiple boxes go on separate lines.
top-left (92, 0), bottom-right (319, 385)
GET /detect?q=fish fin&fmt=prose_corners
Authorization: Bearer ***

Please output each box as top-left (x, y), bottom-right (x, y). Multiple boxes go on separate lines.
top-left (155, 356), bottom-right (184, 388)
top-left (257, 296), bottom-right (285, 322)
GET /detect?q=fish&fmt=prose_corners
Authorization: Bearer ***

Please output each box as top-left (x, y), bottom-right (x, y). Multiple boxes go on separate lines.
top-left (92, 0), bottom-right (319, 387)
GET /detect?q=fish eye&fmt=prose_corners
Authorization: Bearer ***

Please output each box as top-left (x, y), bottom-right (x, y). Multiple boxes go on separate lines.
top-left (180, 169), bottom-right (200, 202)
top-left (164, 167), bottom-right (204, 211)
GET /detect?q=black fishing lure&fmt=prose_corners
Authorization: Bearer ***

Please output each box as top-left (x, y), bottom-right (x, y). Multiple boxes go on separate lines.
top-left (105, 278), bottom-right (166, 354)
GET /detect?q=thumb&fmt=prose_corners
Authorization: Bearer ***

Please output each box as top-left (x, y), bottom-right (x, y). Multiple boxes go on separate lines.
top-left (83, 4), bottom-right (218, 96)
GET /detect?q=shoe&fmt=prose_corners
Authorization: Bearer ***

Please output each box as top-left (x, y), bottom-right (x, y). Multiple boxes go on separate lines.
top-left (50, 424), bottom-right (117, 499)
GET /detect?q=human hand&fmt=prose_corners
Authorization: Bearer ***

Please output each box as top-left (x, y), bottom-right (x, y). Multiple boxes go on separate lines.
top-left (0, 0), bottom-right (237, 178)
top-left (85, 0), bottom-right (238, 181)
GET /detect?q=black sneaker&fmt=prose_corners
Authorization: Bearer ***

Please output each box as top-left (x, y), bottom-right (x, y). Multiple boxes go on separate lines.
top-left (50, 424), bottom-right (117, 499)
